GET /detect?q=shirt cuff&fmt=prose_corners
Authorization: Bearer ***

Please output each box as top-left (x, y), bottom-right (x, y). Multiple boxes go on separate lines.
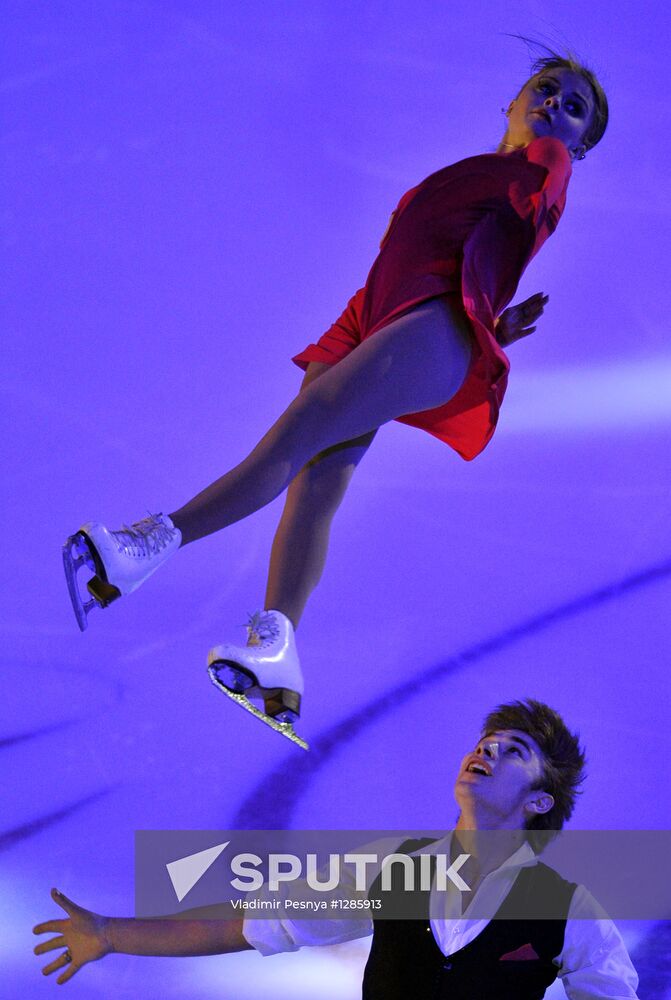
top-left (242, 917), bottom-right (301, 956)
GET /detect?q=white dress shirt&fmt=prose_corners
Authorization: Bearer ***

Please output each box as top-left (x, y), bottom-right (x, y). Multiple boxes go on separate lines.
top-left (242, 834), bottom-right (639, 999)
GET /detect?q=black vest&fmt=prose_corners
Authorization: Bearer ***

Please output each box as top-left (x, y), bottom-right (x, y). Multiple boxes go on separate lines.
top-left (362, 838), bottom-right (577, 1000)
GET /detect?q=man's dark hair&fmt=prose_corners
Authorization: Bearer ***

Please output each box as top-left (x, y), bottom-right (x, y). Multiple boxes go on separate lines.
top-left (482, 698), bottom-right (586, 843)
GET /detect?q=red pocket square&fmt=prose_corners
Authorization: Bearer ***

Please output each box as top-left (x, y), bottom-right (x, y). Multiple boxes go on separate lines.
top-left (499, 943), bottom-right (540, 961)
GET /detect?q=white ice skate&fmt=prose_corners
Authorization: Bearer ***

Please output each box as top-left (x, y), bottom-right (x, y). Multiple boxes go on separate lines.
top-left (62, 513), bottom-right (181, 631)
top-left (208, 609), bottom-right (308, 751)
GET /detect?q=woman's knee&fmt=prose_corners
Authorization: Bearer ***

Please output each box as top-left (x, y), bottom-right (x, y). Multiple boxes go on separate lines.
top-left (284, 375), bottom-right (354, 452)
top-left (296, 451), bottom-right (356, 505)
top-left (282, 361), bottom-right (341, 442)
top-left (291, 434), bottom-right (374, 511)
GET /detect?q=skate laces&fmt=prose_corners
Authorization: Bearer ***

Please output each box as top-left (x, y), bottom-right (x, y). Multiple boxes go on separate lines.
top-left (113, 514), bottom-right (176, 558)
top-left (246, 610), bottom-right (281, 648)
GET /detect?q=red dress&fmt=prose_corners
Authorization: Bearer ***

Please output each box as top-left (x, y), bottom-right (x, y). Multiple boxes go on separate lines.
top-left (292, 136), bottom-right (572, 461)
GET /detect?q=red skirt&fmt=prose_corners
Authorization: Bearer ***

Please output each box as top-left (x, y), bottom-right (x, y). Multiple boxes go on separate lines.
top-left (292, 287), bottom-right (503, 462)
top-left (292, 137), bottom-right (571, 462)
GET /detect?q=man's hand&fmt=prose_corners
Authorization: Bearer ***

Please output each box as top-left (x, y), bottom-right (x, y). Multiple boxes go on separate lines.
top-left (495, 292), bottom-right (549, 347)
top-left (33, 888), bottom-right (112, 985)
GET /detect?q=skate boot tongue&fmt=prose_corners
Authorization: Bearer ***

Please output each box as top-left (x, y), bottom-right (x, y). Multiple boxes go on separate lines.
top-left (246, 610), bottom-right (281, 647)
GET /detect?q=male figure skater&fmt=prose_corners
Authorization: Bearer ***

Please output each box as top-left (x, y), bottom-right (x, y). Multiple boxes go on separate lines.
top-left (34, 699), bottom-right (639, 997)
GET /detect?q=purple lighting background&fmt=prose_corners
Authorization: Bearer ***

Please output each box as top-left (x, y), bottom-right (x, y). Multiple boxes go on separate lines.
top-left (4, 1), bottom-right (670, 996)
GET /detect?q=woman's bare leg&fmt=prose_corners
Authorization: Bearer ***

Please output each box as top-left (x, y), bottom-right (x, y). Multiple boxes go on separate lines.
top-left (170, 296), bottom-right (472, 546)
top-left (264, 362), bottom-right (377, 627)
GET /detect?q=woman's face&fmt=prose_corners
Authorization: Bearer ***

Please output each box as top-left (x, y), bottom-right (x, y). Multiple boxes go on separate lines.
top-left (504, 67), bottom-right (595, 159)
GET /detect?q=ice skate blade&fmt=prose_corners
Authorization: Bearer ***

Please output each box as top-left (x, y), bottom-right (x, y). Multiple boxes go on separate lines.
top-left (63, 533), bottom-right (98, 631)
top-left (63, 531), bottom-right (122, 631)
top-left (208, 667), bottom-right (309, 751)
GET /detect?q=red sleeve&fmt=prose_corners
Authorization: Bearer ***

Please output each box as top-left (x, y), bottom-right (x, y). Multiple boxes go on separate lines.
top-left (508, 136), bottom-right (572, 228)
top-left (459, 138), bottom-right (572, 397)
top-left (462, 137), bottom-right (572, 327)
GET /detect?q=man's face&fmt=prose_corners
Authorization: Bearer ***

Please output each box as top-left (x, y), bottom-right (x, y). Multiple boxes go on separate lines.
top-left (454, 729), bottom-right (551, 825)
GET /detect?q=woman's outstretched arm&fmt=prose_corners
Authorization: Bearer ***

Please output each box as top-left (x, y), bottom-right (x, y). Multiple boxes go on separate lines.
top-left (33, 888), bottom-right (252, 985)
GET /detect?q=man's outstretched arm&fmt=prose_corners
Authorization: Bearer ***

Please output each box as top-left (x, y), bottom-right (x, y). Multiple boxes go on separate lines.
top-left (33, 889), bottom-right (253, 985)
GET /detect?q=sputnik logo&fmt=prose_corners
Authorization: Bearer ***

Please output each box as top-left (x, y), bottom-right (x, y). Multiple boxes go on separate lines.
top-left (166, 841), bottom-right (230, 902)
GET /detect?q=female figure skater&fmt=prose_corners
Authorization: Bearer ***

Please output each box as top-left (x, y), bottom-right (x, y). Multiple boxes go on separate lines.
top-left (63, 52), bottom-right (608, 748)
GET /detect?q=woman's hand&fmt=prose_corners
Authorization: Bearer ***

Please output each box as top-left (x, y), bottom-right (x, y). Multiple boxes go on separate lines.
top-left (33, 888), bottom-right (112, 985)
top-left (495, 292), bottom-right (549, 347)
